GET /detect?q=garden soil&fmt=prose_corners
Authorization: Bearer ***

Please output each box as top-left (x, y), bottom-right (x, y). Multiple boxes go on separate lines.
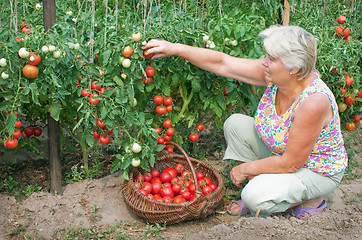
top-left (0, 132), bottom-right (361, 240)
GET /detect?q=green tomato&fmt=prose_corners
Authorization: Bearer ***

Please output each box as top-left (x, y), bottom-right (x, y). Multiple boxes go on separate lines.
top-left (131, 142), bottom-right (141, 153)
top-left (122, 59), bottom-right (131, 68)
top-left (131, 158), bottom-right (141, 167)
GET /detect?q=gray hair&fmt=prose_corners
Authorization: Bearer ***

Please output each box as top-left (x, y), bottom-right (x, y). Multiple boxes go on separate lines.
top-left (259, 25), bottom-right (317, 81)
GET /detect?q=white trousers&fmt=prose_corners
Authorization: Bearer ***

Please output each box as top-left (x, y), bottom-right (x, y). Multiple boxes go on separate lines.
top-left (223, 114), bottom-right (344, 217)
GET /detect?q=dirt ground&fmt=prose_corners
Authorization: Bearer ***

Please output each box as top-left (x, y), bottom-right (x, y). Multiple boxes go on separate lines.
top-left (0, 131), bottom-right (361, 240)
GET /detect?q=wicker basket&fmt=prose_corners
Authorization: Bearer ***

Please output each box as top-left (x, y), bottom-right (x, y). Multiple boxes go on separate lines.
top-left (121, 142), bottom-right (225, 224)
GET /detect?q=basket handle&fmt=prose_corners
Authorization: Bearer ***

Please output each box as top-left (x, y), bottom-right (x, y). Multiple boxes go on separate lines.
top-left (165, 142), bottom-right (200, 192)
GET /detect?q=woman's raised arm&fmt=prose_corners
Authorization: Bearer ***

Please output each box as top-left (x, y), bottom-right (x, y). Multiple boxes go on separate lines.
top-left (142, 39), bottom-right (268, 87)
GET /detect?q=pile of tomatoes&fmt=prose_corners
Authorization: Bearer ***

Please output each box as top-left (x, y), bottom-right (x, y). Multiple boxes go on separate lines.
top-left (133, 163), bottom-right (218, 203)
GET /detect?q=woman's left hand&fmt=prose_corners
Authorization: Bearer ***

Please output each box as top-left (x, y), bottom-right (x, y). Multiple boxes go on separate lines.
top-left (230, 164), bottom-right (249, 188)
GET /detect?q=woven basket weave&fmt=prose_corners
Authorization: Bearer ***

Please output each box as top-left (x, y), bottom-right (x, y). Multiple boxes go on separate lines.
top-left (121, 142), bottom-right (225, 224)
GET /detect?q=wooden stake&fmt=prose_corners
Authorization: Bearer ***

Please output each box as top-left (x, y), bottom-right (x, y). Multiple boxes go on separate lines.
top-left (283, 0), bottom-right (290, 26)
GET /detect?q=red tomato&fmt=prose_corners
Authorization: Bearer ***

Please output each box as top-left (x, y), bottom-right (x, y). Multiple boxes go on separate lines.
top-left (335, 26), bottom-right (343, 36)
top-left (181, 170), bottom-right (191, 179)
top-left (15, 121), bottom-right (22, 128)
top-left (189, 133), bottom-right (199, 142)
top-left (171, 177), bottom-right (179, 185)
top-left (146, 193), bottom-right (155, 200)
top-left (342, 27), bottom-right (350, 38)
top-left (156, 106), bottom-right (167, 115)
top-left (99, 135), bottom-right (110, 145)
top-left (5, 139), bottom-right (18, 148)
top-left (163, 97), bottom-right (173, 106)
top-left (154, 194), bottom-right (164, 202)
top-left (91, 81), bottom-right (102, 91)
top-left (337, 15), bottom-right (346, 24)
top-left (151, 169), bottom-right (160, 178)
top-left (198, 178), bottom-right (208, 188)
top-left (166, 105), bottom-right (173, 112)
top-left (28, 53), bottom-right (41, 66)
top-left (145, 66), bottom-right (155, 78)
top-left (135, 173), bottom-right (145, 183)
top-left (142, 77), bottom-right (152, 84)
top-left (143, 50), bottom-right (154, 58)
top-left (141, 182), bottom-right (153, 195)
top-left (166, 128), bottom-right (174, 136)
top-left (173, 195), bottom-right (187, 203)
top-left (153, 95), bottom-right (163, 105)
top-left (163, 119), bottom-right (172, 128)
top-left (172, 183), bottom-right (181, 194)
top-left (151, 182), bottom-right (162, 194)
top-left (90, 93), bottom-right (100, 105)
top-left (196, 171), bottom-right (205, 180)
top-left (353, 115), bottom-right (360, 123)
top-left (345, 122), bottom-right (356, 131)
top-left (345, 94), bottom-right (356, 106)
top-left (190, 194), bottom-right (195, 201)
top-left (175, 163), bottom-right (184, 174)
top-left (97, 118), bottom-right (106, 129)
top-left (134, 182), bottom-right (141, 190)
top-left (339, 87), bottom-right (347, 95)
top-left (165, 145), bottom-right (174, 153)
top-left (188, 183), bottom-right (196, 194)
top-left (12, 129), bottom-right (21, 139)
top-left (163, 182), bottom-right (172, 188)
top-left (160, 186), bottom-right (174, 198)
top-left (196, 123), bottom-right (205, 131)
top-left (160, 172), bottom-right (172, 182)
top-left (202, 186), bottom-right (213, 196)
top-left (143, 172), bottom-right (152, 182)
top-left (93, 130), bottom-right (100, 139)
top-left (163, 135), bottom-right (171, 143)
top-left (181, 190), bottom-right (191, 200)
top-left (224, 86), bottom-right (230, 95)
top-left (345, 76), bottom-right (354, 85)
top-left (183, 180), bottom-right (191, 188)
top-left (33, 127), bottom-right (42, 137)
top-left (163, 196), bottom-right (173, 203)
top-left (164, 167), bottom-right (177, 178)
top-left (150, 177), bottom-right (162, 185)
top-left (209, 183), bottom-right (218, 191)
top-left (82, 88), bottom-right (91, 97)
top-left (155, 128), bottom-right (162, 135)
top-left (24, 126), bottom-right (34, 137)
top-left (157, 138), bottom-right (165, 145)
top-left (203, 177), bottom-right (212, 185)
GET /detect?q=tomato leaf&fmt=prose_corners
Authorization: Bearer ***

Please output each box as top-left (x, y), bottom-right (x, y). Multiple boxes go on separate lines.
top-left (122, 170), bottom-right (129, 180)
top-left (102, 49), bottom-right (112, 63)
top-left (111, 159), bottom-right (121, 173)
top-left (5, 112), bottom-right (16, 136)
top-left (29, 83), bottom-right (40, 105)
top-left (48, 102), bottom-right (62, 121)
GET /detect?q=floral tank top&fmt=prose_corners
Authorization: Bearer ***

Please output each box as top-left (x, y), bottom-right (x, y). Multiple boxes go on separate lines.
top-left (254, 78), bottom-right (347, 176)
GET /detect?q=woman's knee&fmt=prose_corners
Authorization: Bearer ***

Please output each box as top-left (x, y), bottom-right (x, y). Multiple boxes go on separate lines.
top-left (224, 114), bottom-right (253, 134)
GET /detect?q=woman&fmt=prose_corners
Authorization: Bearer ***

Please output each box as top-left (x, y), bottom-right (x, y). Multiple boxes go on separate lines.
top-left (142, 25), bottom-right (348, 218)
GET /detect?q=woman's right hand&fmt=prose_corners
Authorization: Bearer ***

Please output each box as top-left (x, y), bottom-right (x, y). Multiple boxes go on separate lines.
top-left (141, 39), bottom-right (178, 59)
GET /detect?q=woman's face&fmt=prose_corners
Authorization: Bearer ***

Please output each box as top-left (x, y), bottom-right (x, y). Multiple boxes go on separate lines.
top-left (261, 54), bottom-right (290, 85)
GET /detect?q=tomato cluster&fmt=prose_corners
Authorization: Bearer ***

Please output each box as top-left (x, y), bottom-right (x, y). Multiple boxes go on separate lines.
top-left (133, 163), bottom-right (218, 203)
top-left (334, 15), bottom-right (351, 41)
top-left (93, 117), bottom-right (113, 145)
top-left (4, 118), bottom-right (43, 149)
top-left (142, 66), bottom-right (155, 84)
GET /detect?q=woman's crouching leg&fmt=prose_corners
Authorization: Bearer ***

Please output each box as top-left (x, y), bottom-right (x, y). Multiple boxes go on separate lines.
top-left (241, 173), bottom-right (308, 218)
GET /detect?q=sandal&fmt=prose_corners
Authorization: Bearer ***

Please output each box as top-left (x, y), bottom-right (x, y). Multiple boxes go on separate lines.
top-left (226, 199), bottom-right (251, 216)
top-left (289, 200), bottom-right (327, 219)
